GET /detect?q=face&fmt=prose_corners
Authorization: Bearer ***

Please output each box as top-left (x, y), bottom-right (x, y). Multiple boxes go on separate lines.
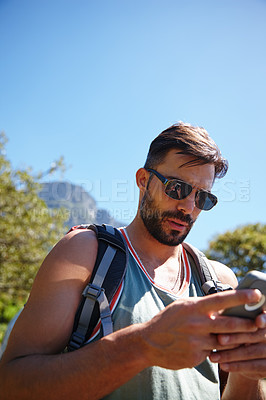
top-left (139, 149), bottom-right (215, 246)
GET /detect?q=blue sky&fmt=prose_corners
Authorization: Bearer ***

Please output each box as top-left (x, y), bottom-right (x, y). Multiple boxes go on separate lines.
top-left (0, 0), bottom-right (265, 251)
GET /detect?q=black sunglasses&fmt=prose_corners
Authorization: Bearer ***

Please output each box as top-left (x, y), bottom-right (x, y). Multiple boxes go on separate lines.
top-left (146, 168), bottom-right (218, 211)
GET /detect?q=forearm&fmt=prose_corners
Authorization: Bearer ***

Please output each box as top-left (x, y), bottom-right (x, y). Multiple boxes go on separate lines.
top-left (0, 324), bottom-right (148, 400)
top-left (222, 373), bottom-right (266, 400)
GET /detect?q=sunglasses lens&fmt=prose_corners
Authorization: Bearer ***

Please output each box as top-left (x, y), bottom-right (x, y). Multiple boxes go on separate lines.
top-left (165, 180), bottom-right (192, 200)
top-left (196, 191), bottom-right (217, 210)
top-left (148, 169), bottom-right (217, 211)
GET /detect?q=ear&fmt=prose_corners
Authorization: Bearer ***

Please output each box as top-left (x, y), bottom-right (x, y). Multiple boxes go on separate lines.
top-left (136, 168), bottom-right (150, 192)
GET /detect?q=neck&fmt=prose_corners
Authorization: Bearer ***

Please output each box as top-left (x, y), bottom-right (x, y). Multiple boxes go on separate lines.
top-left (125, 216), bottom-right (183, 292)
top-left (126, 215), bottom-right (181, 265)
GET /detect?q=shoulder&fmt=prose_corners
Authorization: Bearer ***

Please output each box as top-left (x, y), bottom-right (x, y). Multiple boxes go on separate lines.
top-left (53, 226), bottom-right (99, 262)
top-left (183, 243), bottom-right (238, 289)
top-left (209, 259), bottom-right (238, 289)
top-left (2, 227), bottom-right (99, 360)
top-left (30, 227), bottom-right (99, 289)
top-left (45, 227), bottom-right (98, 274)
top-left (30, 226), bottom-right (99, 314)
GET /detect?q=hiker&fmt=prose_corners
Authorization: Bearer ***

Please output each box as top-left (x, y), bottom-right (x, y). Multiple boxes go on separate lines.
top-left (0, 122), bottom-right (265, 399)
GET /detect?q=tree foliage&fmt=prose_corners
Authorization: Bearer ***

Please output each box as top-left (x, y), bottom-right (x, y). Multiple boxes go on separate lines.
top-left (0, 132), bottom-right (67, 340)
top-left (205, 223), bottom-right (266, 279)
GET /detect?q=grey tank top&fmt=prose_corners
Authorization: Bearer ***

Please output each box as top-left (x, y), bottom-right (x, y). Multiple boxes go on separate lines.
top-left (92, 228), bottom-right (220, 400)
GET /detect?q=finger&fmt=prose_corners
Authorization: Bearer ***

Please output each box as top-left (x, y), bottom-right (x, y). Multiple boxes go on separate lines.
top-left (208, 315), bottom-right (258, 334)
top-left (212, 343), bottom-right (242, 351)
top-left (219, 359), bottom-right (266, 379)
top-left (210, 343), bottom-right (266, 364)
top-left (205, 334), bottom-right (223, 351)
top-left (199, 289), bottom-right (262, 314)
top-left (217, 328), bottom-right (266, 346)
top-left (202, 335), bottom-right (250, 353)
top-left (256, 312), bottom-right (266, 329)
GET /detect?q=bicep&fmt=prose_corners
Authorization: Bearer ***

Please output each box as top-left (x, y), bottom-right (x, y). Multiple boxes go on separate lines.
top-left (3, 229), bottom-right (98, 361)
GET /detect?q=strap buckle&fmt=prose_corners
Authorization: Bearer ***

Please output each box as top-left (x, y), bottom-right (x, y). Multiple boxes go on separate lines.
top-left (68, 331), bottom-right (85, 351)
top-left (82, 283), bottom-right (105, 300)
top-left (202, 280), bottom-right (233, 295)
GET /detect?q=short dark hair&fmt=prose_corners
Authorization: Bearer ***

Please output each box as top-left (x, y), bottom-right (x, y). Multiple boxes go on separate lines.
top-left (144, 122), bottom-right (228, 179)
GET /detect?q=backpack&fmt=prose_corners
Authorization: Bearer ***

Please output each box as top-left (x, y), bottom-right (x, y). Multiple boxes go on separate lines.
top-left (67, 224), bottom-right (128, 351)
top-left (67, 224), bottom-right (232, 352)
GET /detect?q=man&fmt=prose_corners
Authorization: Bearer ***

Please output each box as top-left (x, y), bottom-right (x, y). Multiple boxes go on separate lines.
top-left (0, 122), bottom-right (265, 399)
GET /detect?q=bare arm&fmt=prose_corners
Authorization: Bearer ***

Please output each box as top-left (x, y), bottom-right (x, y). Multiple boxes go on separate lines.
top-left (0, 242), bottom-right (263, 400)
top-left (0, 229), bottom-right (149, 399)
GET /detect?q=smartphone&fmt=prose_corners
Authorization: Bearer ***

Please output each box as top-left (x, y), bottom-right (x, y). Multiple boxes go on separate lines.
top-left (222, 270), bottom-right (266, 319)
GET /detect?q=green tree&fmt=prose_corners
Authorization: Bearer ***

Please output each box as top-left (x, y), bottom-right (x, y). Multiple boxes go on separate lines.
top-left (0, 132), bottom-right (68, 342)
top-left (205, 223), bottom-right (266, 279)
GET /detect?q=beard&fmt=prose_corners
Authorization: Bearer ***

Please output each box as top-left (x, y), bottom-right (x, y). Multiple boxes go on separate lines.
top-left (139, 188), bottom-right (195, 246)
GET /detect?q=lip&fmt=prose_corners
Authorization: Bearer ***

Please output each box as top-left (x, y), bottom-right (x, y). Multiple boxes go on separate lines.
top-left (167, 219), bottom-right (188, 232)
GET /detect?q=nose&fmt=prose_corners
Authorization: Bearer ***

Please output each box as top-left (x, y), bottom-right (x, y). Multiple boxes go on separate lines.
top-left (176, 191), bottom-right (197, 215)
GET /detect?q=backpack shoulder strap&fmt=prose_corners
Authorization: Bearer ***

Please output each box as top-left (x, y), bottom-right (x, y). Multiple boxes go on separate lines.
top-left (67, 224), bottom-right (128, 352)
top-left (182, 242), bottom-right (232, 295)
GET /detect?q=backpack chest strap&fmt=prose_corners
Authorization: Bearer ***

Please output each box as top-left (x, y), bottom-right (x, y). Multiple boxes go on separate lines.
top-left (182, 242), bottom-right (233, 295)
top-left (67, 224), bottom-right (127, 352)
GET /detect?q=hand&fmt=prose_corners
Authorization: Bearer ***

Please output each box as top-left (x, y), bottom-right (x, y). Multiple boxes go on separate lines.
top-left (210, 312), bottom-right (266, 380)
top-left (141, 289), bottom-right (261, 371)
